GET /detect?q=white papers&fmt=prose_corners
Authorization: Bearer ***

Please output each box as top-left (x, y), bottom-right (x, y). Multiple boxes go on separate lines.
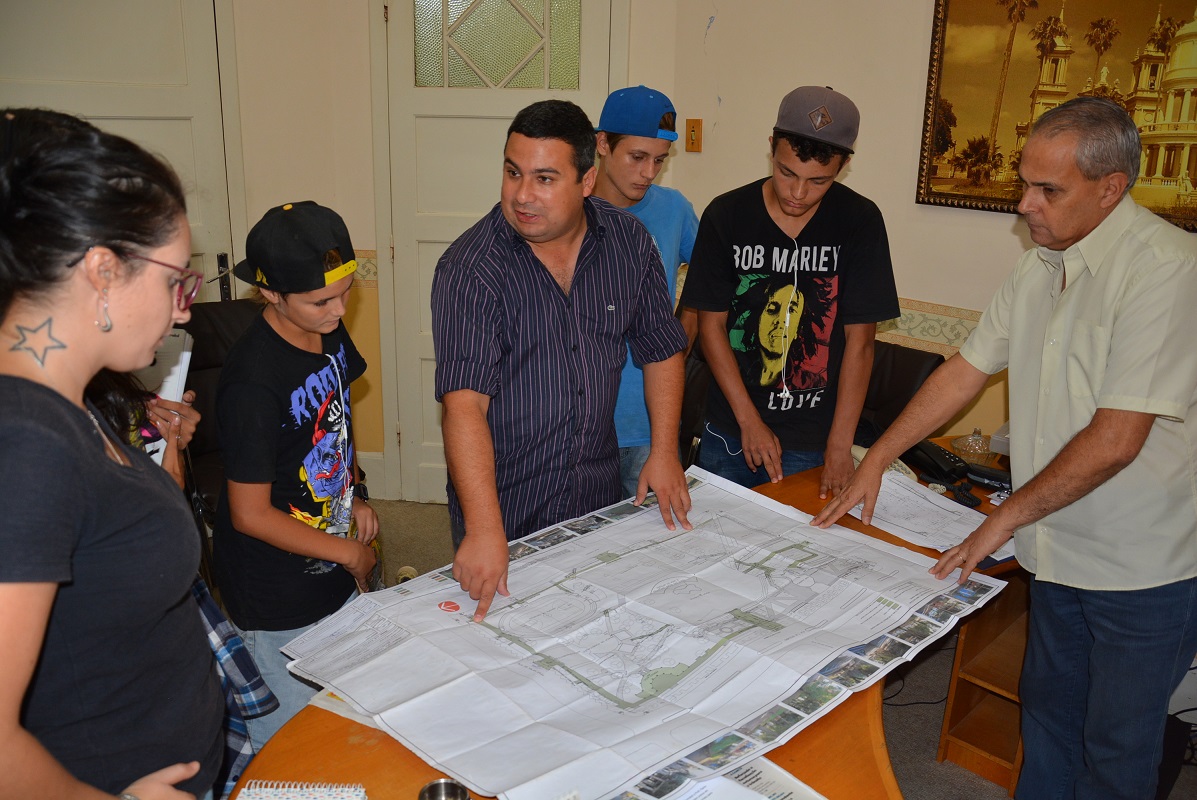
top-left (855, 473), bottom-right (1016, 563)
top-left (132, 328), bottom-right (192, 465)
top-left (617, 758), bottom-right (829, 800)
top-left (134, 328), bottom-right (192, 402)
top-left (723, 759), bottom-right (828, 799)
top-left (309, 692), bottom-right (828, 800)
top-left (285, 468), bottom-right (1004, 800)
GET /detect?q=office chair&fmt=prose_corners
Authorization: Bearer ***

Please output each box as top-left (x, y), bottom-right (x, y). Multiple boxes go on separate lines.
top-left (179, 298), bottom-right (262, 526)
top-left (855, 340), bottom-right (945, 447)
top-left (679, 343), bottom-right (712, 468)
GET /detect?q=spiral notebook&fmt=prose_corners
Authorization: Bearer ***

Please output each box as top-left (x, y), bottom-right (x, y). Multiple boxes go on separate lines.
top-left (239, 781), bottom-right (366, 799)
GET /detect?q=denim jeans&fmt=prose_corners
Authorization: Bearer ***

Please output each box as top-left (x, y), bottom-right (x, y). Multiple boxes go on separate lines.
top-left (618, 444), bottom-right (652, 499)
top-left (696, 422), bottom-right (823, 488)
top-left (238, 623), bottom-right (324, 751)
top-left (237, 591), bottom-right (358, 752)
top-left (1016, 575), bottom-right (1197, 800)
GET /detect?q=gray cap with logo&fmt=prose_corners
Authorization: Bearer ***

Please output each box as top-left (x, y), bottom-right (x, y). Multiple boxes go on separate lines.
top-left (773, 85), bottom-right (859, 155)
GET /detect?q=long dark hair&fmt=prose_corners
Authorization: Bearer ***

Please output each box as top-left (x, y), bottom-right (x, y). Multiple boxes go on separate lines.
top-left (0, 108), bottom-right (187, 321)
top-left (87, 368), bottom-right (152, 441)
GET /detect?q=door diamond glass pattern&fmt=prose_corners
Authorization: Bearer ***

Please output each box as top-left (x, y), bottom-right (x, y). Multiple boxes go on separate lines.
top-left (413, 0), bottom-right (580, 89)
top-left (514, 0), bottom-right (543, 25)
top-left (455, 1), bottom-right (538, 84)
top-left (548, 0), bottom-right (580, 89)
top-left (508, 49), bottom-right (544, 88)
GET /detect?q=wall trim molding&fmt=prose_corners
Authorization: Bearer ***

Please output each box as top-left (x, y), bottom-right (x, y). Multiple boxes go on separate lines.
top-left (353, 249), bottom-right (378, 287)
top-left (878, 297), bottom-right (981, 356)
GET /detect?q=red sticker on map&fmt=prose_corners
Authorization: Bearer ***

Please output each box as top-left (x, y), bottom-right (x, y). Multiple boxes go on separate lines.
top-left (438, 601), bottom-right (460, 612)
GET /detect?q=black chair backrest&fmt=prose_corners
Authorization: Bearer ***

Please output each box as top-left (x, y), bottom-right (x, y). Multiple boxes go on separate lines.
top-left (179, 299), bottom-right (261, 517)
top-left (855, 340), bottom-right (945, 447)
top-left (679, 341), bottom-right (712, 468)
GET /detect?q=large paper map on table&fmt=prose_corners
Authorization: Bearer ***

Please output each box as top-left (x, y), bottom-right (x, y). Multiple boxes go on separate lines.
top-left (285, 469), bottom-right (1003, 800)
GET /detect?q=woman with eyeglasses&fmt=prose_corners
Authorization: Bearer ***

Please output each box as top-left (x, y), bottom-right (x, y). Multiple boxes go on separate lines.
top-left (0, 109), bottom-right (223, 799)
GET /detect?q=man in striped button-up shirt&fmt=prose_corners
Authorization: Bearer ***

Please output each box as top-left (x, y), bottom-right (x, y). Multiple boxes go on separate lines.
top-left (432, 100), bottom-right (693, 622)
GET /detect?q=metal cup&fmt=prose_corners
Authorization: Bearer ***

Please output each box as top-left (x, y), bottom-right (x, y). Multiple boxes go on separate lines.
top-left (418, 778), bottom-right (471, 800)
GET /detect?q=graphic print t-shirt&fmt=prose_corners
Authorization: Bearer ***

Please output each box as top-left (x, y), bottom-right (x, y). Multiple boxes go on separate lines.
top-left (213, 314), bottom-right (367, 630)
top-left (681, 178), bottom-right (899, 450)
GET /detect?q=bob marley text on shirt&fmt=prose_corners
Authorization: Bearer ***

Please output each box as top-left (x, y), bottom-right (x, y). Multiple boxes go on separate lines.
top-left (728, 270), bottom-right (838, 412)
top-left (291, 349), bottom-right (354, 574)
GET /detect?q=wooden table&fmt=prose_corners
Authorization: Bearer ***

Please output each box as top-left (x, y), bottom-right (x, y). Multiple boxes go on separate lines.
top-left (234, 468), bottom-right (972, 800)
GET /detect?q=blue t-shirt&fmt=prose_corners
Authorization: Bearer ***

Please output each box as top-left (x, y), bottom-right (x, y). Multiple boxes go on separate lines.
top-left (613, 184), bottom-right (699, 447)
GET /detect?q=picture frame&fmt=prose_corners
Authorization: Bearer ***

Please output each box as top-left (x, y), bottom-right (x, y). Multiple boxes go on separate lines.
top-left (916, 0), bottom-right (1197, 231)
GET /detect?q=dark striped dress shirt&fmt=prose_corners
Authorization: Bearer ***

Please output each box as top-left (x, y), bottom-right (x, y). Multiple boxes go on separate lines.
top-left (432, 197), bottom-right (687, 540)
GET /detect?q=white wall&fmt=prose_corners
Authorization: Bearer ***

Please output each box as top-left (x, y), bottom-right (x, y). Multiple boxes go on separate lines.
top-left (232, 0), bottom-right (1027, 311)
top-left (228, 0), bottom-right (1019, 441)
top-left (232, 0), bottom-right (375, 245)
top-left (230, 0), bottom-right (385, 452)
top-left (630, 0), bottom-right (1034, 314)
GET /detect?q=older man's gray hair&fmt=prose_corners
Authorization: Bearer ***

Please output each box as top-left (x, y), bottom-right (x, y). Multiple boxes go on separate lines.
top-left (1031, 97), bottom-right (1141, 192)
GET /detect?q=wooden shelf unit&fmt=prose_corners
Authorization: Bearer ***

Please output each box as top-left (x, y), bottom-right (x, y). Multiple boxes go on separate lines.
top-left (938, 566), bottom-right (1030, 795)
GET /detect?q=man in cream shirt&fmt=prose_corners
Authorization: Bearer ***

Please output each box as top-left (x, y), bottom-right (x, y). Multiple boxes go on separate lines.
top-left (815, 97), bottom-right (1197, 798)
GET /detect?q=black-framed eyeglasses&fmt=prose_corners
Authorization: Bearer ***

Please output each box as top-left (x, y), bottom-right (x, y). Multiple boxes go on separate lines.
top-left (129, 254), bottom-right (203, 310)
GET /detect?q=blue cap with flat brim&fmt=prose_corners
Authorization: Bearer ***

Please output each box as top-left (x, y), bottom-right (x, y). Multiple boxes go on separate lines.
top-left (597, 85), bottom-right (679, 142)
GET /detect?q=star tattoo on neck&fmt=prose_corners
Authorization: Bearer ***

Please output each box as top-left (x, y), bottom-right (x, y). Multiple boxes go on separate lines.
top-left (10, 318), bottom-right (67, 367)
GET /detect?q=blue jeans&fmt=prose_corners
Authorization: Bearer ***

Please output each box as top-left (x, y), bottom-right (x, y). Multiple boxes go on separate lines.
top-left (238, 624), bottom-right (323, 751)
top-left (237, 592), bottom-right (357, 751)
top-left (1016, 575), bottom-right (1197, 800)
top-left (619, 444), bottom-right (652, 499)
top-left (696, 422), bottom-right (823, 488)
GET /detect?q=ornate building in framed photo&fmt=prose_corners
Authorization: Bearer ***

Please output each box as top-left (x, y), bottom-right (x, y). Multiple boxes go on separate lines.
top-left (918, 1), bottom-right (1197, 230)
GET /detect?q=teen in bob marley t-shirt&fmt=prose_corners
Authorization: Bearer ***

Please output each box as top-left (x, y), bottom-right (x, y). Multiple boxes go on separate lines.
top-left (681, 86), bottom-right (898, 492)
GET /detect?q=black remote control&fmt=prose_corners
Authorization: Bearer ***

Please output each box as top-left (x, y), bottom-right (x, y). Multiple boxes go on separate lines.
top-left (967, 462), bottom-right (1012, 491)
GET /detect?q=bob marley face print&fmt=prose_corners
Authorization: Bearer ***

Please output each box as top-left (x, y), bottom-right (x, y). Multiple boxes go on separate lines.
top-left (729, 272), bottom-right (836, 396)
top-left (758, 284), bottom-right (804, 387)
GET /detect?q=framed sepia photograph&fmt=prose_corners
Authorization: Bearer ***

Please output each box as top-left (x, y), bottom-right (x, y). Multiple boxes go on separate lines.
top-left (916, 0), bottom-right (1197, 231)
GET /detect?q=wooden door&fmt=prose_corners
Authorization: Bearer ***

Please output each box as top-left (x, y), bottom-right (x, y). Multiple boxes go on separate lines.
top-left (382, 0), bottom-right (627, 501)
top-left (0, 0), bottom-right (234, 303)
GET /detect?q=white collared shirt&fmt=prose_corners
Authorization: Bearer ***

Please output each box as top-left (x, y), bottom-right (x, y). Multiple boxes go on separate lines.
top-left (961, 195), bottom-right (1197, 589)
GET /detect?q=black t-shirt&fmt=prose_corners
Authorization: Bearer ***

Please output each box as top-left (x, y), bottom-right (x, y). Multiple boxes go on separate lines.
top-left (681, 179), bottom-right (900, 449)
top-left (213, 314), bottom-right (367, 631)
top-left (0, 377), bottom-right (223, 795)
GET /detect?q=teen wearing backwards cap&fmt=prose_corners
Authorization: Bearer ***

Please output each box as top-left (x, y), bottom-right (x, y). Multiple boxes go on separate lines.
top-left (594, 86), bottom-right (701, 498)
top-left (211, 201), bottom-right (378, 749)
top-left (680, 85), bottom-right (898, 495)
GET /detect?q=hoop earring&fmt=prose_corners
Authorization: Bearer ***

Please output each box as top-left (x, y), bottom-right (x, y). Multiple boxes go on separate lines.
top-left (96, 288), bottom-right (112, 333)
